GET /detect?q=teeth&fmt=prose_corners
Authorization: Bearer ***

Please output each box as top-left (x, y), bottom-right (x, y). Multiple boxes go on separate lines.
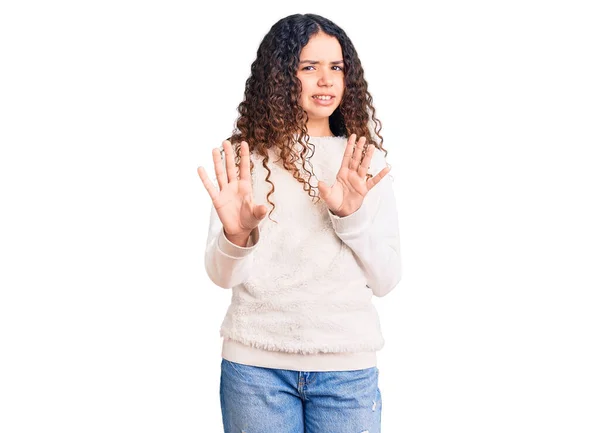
top-left (313, 95), bottom-right (332, 100)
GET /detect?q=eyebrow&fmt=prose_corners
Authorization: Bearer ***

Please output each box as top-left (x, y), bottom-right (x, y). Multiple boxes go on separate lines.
top-left (299, 60), bottom-right (344, 65)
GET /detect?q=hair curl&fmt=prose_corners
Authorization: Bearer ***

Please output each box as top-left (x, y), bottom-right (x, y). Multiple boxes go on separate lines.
top-left (227, 13), bottom-right (388, 220)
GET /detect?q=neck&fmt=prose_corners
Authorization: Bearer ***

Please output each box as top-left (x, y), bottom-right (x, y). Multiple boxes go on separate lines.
top-left (306, 119), bottom-right (333, 137)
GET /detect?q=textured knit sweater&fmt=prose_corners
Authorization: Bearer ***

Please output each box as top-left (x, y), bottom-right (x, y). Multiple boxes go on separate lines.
top-left (204, 135), bottom-right (402, 371)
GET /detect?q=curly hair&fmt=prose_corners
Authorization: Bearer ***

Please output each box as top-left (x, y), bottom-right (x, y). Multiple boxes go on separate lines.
top-left (227, 13), bottom-right (388, 220)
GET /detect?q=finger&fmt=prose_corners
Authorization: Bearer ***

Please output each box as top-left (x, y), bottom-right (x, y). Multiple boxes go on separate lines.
top-left (239, 141), bottom-right (251, 182)
top-left (341, 134), bottom-right (357, 169)
top-left (253, 204), bottom-right (268, 221)
top-left (213, 146), bottom-right (227, 191)
top-left (197, 166), bottom-right (219, 202)
top-left (317, 180), bottom-right (331, 199)
top-left (349, 136), bottom-right (366, 171)
top-left (223, 140), bottom-right (238, 183)
top-left (366, 164), bottom-right (392, 190)
top-left (357, 144), bottom-right (375, 178)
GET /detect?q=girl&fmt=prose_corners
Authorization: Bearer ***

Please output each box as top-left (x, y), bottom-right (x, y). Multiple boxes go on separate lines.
top-left (197, 13), bottom-right (401, 433)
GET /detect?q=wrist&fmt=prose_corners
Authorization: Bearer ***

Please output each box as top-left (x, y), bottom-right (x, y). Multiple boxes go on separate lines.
top-left (330, 206), bottom-right (354, 218)
top-left (224, 229), bottom-right (253, 247)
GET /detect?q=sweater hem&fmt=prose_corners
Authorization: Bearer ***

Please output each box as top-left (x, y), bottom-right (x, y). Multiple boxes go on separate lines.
top-left (222, 338), bottom-right (377, 371)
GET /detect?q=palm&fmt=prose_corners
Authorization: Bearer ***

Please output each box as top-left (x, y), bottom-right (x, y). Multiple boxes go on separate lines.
top-left (197, 140), bottom-right (267, 236)
top-left (213, 176), bottom-right (257, 233)
top-left (318, 134), bottom-right (391, 217)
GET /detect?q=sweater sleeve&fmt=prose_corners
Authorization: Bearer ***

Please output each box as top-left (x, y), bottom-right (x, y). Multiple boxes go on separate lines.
top-left (328, 152), bottom-right (402, 297)
top-left (204, 200), bottom-right (260, 289)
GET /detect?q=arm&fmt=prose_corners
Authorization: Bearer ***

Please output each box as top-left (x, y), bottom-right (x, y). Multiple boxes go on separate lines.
top-left (198, 140), bottom-right (266, 289)
top-left (204, 203), bottom-right (260, 289)
top-left (328, 153), bottom-right (402, 297)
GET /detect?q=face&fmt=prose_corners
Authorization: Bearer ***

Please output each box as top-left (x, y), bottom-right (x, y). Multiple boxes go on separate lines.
top-left (296, 32), bottom-right (345, 131)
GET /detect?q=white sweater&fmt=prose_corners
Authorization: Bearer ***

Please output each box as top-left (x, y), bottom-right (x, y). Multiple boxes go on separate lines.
top-left (204, 136), bottom-right (402, 371)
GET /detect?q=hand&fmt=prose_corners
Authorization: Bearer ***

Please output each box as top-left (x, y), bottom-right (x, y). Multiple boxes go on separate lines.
top-left (318, 134), bottom-right (391, 217)
top-left (197, 140), bottom-right (268, 240)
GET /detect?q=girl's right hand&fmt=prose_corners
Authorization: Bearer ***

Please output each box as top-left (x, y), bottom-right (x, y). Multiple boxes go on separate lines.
top-left (197, 140), bottom-right (268, 243)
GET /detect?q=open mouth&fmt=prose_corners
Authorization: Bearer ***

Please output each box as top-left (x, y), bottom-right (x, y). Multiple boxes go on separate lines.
top-left (312, 95), bottom-right (335, 106)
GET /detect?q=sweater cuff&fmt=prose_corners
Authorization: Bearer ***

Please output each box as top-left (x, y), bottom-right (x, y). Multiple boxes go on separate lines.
top-left (217, 227), bottom-right (259, 258)
top-left (328, 204), bottom-right (370, 235)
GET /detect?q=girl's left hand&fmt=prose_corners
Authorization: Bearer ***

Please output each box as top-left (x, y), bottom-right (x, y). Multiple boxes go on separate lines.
top-left (318, 133), bottom-right (391, 217)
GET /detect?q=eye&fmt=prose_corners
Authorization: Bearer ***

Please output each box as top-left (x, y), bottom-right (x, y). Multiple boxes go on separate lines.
top-left (302, 65), bottom-right (316, 71)
top-left (333, 65), bottom-right (344, 71)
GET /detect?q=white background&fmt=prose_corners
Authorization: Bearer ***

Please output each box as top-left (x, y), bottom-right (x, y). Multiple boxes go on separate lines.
top-left (1, 0), bottom-right (599, 431)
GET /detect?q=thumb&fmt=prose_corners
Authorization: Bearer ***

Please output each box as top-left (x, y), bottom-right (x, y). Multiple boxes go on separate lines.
top-left (253, 204), bottom-right (268, 221)
top-left (318, 180), bottom-right (330, 199)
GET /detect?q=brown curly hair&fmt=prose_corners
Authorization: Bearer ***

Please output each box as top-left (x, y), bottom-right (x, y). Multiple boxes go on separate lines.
top-left (227, 13), bottom-right (388, 220)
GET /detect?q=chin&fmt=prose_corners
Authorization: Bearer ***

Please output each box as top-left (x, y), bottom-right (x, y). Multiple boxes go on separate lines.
top-left (308, 106), bottom-right (340, 118)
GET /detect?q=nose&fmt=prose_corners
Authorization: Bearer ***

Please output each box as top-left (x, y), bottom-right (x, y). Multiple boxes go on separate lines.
top-left (318, 69), bottom-right (333, 87)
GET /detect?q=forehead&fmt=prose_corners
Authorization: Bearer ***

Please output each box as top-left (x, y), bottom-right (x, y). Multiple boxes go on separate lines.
top-left (299, 32), bottom-right (343, 59)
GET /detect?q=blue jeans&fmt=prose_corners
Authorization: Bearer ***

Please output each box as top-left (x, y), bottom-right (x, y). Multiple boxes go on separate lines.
top-left (220, 359), bottom-right (382, 433)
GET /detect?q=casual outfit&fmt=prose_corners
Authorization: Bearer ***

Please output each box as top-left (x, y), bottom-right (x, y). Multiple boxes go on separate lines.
top-left (204, 135), bottom-right (401, 431)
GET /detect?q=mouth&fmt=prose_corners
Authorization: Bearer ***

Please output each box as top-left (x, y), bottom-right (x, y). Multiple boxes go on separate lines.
top-left (312, 95), bottom-right (335, 101)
